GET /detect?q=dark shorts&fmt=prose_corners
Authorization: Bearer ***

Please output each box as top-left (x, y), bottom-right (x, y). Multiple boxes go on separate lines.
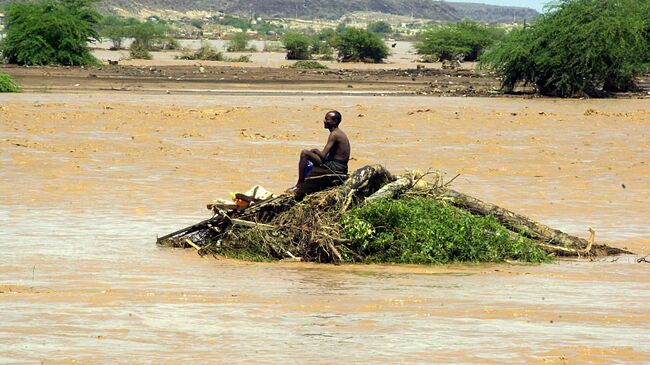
top-left (321, 159), bottom-right (348, 174)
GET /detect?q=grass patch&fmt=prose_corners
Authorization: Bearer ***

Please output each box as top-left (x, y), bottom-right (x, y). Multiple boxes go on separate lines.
top-left (0, 73), bottom-right (21, 92)
top-left (289, 60), bottom-right (328, 69)
top-left (342, 197), bottom-right (550, 264)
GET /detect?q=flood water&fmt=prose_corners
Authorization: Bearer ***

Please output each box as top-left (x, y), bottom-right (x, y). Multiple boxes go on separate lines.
top-left (1, 93), bottom-right (649, 363)
top-left (91, 39), bottom-right (439, 70)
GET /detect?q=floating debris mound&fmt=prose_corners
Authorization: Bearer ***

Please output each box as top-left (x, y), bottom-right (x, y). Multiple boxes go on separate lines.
top-left (157, 165), bottom-right (630, 264)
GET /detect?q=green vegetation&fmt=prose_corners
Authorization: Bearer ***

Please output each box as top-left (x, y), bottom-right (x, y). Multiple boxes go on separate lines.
top-left (342, 198), bottom-right (550, 264)
top-left (334, 27), bottom-right (389, 63)
top-left (0, 73), bottom-right (21, 92)
top-left (481, 0), bottom-right (650, 97)
top-left (1, 0), bottom-right (101, 66)
top-left (177, 43), bottom-right (223, 61)
top-left (228, 55), bottom-right (251, 63)
top-left (282, 31), bottom-right (312, 60)
top-left (367, 21), bottom-right (392, 35)
top-left (176, 43), bottom-right (251, 62)
top-left (226, 32), bottom-right (255, 52)
top-left (99, 15), bottom-right (139, 50)
top-left (289, 60), bottom-right (328, 69)
top-left (311, 28), bottom-right (336, 59)
top-left (415, 21), bottom-right (505, 61)
top-left (126, 21), bottom-right (174, 59)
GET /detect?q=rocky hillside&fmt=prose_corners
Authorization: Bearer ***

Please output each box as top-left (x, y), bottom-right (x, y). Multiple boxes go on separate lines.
top-left (448, 2), bottom-right (539, 23)
top-left (0, 0), bottom-right (539, 23)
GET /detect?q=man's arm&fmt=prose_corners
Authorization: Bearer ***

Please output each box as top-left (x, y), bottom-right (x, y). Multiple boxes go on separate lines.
top-left (319, 133), bottom-right (339, 160)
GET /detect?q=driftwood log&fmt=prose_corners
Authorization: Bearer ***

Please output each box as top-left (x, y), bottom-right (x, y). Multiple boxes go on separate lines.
top-left (440, 189), bottom-right (631, 256)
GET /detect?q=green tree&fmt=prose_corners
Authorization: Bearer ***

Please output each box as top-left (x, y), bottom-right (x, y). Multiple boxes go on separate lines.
top-left (415, 21), bottom-right (505, 61)
top-left (334, 27), bottom-right (389, 63)
top-left (367, 21), bottom-right (392, 35)
top-left (281, 31), bottom-right (312, 60)
top-left (126, 21), bottom-right (169, 59)
top-left (1, 0), bottom-right (101, 66)
top-left (480, 0), bottom-right (649, 97)
top-left (311, 28), bottom-right (336, 56)
top-left (227, 32), bottom-right (251, 52)
top-left (102, 26), bottom-right (128, 50)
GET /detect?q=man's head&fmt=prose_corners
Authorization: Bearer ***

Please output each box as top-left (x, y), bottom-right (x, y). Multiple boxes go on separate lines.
top-left (324, 110), bottom-right (342, 130)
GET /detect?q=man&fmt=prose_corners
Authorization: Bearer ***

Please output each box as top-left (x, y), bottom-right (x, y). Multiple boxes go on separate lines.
top-left (294, 110), bottom-right (350, 189)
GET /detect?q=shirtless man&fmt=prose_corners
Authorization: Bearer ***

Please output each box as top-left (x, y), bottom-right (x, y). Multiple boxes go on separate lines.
top-left (294, 110), bottom-right (350, 188)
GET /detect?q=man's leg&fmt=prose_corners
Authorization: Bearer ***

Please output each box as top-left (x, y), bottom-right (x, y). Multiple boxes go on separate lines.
top-left (298, 149), bottom-right (322, 185)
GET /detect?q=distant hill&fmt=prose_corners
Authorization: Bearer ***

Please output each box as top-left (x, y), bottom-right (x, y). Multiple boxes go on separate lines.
top-left (0, 0), bottom-right (539, 23)
top-left (448, 2), bottom-right (538, 23)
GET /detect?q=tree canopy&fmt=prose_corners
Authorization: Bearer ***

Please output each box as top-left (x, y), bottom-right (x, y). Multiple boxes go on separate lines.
top-left (334, 27), bottom-right (389, 63)
top-left (415, 21), bottom-right (505, 61)
top-left (282, 31), bottom-right (313, 60)
top-left (1, 0), bottom-right (101, 66)
top-left (480, 0), bottom-right (649, 97)
top-left (367, 21), bottom-right (392, 35)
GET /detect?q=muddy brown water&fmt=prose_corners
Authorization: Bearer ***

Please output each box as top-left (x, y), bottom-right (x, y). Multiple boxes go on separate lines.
top-left (1, 93), bottom-right (649, 364)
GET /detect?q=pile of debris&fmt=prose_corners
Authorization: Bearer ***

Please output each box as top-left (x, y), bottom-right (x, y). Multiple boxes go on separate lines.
top-left (156, 165), bottom-right (630, 263)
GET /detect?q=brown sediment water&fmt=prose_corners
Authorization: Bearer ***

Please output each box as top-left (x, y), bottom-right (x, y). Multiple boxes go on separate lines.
top-left (1, 93), bottom-right (649, 364)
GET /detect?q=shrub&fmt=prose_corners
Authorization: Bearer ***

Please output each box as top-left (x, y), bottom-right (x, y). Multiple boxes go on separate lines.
top-left (225, 55), bottom-right (251, 62)
top-left (334, 27), bottom-right (389, 63)
top-left (129, 42), bottom-right (152, 60)
top-left (415, 21), bottom-right (505, 61)
top-left (311, 28), bottom-right (336, 57)
top-left (480, 0), bottom-right (649, 97)
top-left (282, 31), bottom-right (312, 60)
top-left (176, 43), bottom-right (223, 61)
top-left (342, 197), bottom-right (550, 264)
top-left (289, 60), bottom-right (328, 69)
top-left (102, 26), bottom-right (128, 50)
top-left (367, 21), bottom-right (392, 35)
top-left (0, 73), bottom-right (21, 92)
top-left (152, 37), bottom-right (180, 51)
top-left (1, 0), bottom-right (101, 66)
top-left (226, 32), bottom-right (253, 52)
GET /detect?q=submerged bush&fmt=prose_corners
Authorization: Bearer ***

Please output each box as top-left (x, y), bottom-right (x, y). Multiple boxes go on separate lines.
top-left (0, 73), bottom-right (21, 92)
top-left (129, 42), bottom-right (152, 60)
top-left (480, 0), bottom-right (649, 96)
top-left (1, 0), bottom-right (101, 66)
top-left (176, 43), bottom-right (224, 61)
top-left (334, 27), bottom-right (389, 63)
top-left (226, 32), bottom-right (254, 52)
top-left (342, 197), bottom-right (550, 264)
top-left (282, 31), bottom-right (312, 60)
top-left (226, 55), bottom-right (251, 63)
top-left (289, 60), bottom-right (328, 69)
top-left (415, 21), bottom-right (505, 61)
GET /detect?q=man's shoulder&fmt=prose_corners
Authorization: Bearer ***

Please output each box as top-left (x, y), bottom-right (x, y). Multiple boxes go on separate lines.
top-left (332, 128), bottom-right (348, 138)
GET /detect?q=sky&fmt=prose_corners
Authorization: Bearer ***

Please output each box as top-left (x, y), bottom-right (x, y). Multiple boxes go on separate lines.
top-left (448, 0), bottom-right (550, 12)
